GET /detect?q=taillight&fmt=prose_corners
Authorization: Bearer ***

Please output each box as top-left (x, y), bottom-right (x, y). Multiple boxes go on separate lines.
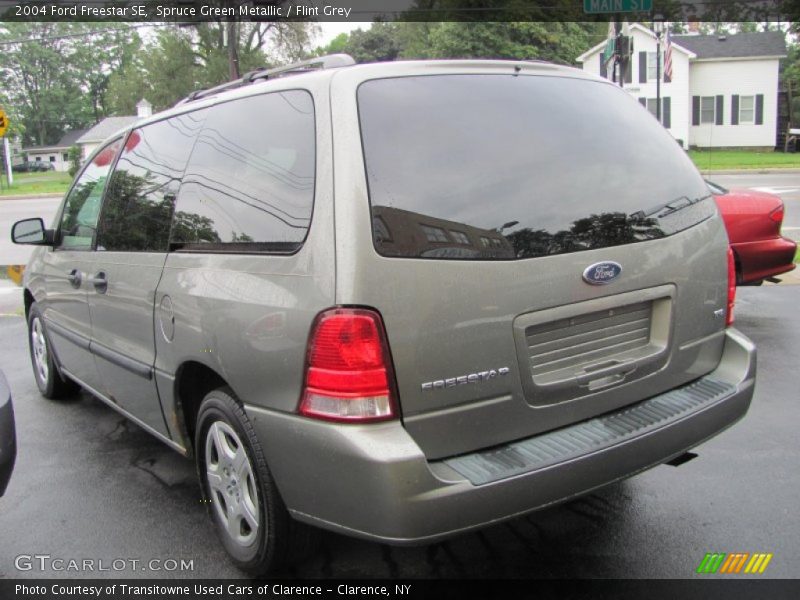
top-left (299, 308), bottom-right (397, 423)
top-left (768, 204), bottom-right (784, 225)
top-left (726, 247), bottom-right (736, 327)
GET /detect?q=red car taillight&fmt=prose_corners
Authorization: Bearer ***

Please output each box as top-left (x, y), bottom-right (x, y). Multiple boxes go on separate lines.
top-left (299, 308), bottom-right (397, 423)
top-left (727, 247), bottom-right (736, 327)
top-left (768, 204), bottom-right (785, 225)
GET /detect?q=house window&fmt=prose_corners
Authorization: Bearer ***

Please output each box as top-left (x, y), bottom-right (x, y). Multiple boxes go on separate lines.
top-left (450, 230), bottom-right (470, 245)
top-left (700, 96), bottom-right (716, 124)
top-left (63, 153), bottom-right (69, 161)
top-left (647, 52), bottom-right (663, 81)
top-left (646, 98), bottom-right (660, 118)
top-left (49, 156), bottom-right (56, 162)
top-left (420, 224), bottom-right (449, 243)
top-left (739, 95), bottom-right (755, 124)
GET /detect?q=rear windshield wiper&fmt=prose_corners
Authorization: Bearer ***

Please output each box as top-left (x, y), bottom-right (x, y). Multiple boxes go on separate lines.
top-left (639, 194), bottom-right (711, 219)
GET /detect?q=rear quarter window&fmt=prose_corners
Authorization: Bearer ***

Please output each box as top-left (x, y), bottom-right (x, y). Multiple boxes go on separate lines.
top-left (170, 90), bottom-right (315, 253)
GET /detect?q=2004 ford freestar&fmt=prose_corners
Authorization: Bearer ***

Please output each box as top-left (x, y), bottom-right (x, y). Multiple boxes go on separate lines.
top-left (12, 56), bottom-right (756, 574)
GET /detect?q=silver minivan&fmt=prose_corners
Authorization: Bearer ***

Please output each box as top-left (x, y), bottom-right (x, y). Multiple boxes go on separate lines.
top-left (13, 55), bottom-right (756, 574)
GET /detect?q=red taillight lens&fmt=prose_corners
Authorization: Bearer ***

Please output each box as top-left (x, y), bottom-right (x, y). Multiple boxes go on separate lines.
top-left (726, 247), bottom-right (736, 327)
top-left (299, 308), bottom-right (396, 422)
top-left (768, 204), bottom-right (784, 225)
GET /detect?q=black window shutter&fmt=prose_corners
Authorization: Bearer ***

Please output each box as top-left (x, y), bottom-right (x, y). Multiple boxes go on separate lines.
top-left (663, 97), bottom-right (671, 129)
top-left (755, 94), bottom-right (764, 125)
top-left (639, 51), bottom-right (647, 83)
top-left (731, 95), bottom-right (739, 125)
top-left (624, 57), bottom-right (632, 83)
top-left (639, 97), bottom-right (646, 107)
top-left (692, 96), bottom-right (700, 125)
top-left (715, 95), bottom-right (724, 125)
top-left (599, 56), bottom-right (607, 79)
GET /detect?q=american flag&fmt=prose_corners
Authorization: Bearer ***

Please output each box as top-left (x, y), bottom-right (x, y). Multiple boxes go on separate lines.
top-left (663, 27), bottom-right (673, 82)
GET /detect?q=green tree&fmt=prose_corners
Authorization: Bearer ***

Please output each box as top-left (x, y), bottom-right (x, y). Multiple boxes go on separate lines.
top-left (67, 145), bottom-right (82, 177)
top-left (0, 23), bottom-right (92, 145)
top-left (0, 23), bottom-right (139, 145)
top-left (70, 25), bottom-right (140, 123)
top-left (783, 42), bottom-right (800, 126)
top-left (106, 22), bottom-right (316, 113)
top-left (342, 23), bottom-right (403, 63)
top-left (418, 22), bottom-right (604, 64)
top-left (315, 32), bottom-right (349, 56)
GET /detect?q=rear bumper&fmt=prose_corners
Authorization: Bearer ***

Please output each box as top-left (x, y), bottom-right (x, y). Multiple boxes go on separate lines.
top-left (733, 237), bottom-right (797, 284)
top-left (246, 328), bottom-right (756, 545)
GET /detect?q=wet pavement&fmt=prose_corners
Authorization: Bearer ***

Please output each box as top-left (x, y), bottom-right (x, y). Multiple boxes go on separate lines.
top-left (0, 285), bottom-right (797, 579)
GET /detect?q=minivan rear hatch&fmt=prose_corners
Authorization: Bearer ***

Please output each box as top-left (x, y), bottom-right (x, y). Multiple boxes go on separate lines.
top-left (336, 66), bottom-right (728, 460)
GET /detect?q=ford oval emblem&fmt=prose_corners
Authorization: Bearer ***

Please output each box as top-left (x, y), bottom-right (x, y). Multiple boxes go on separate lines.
top-left (582, 261), bottom-right (623, 285)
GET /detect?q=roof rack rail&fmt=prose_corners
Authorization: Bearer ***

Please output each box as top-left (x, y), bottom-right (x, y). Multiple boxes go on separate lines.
top-left (174, 54), bottom-right (355, 107)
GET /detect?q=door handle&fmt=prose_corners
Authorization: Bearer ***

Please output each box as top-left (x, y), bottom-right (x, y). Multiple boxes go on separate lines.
top-left (66, 269), bottom-right (82, 288)
top-left (87, 271), bottom-right (108, 294)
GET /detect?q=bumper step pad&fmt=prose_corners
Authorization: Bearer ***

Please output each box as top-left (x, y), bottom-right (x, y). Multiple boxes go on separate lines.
top-left (442, 378), bottom-right (735, 485)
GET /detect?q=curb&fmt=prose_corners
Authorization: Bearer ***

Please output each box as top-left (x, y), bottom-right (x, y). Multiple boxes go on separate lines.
top-left (0, 193), bottom-right (64, 201)
top-left (696, 168), bottom-right (800, 175)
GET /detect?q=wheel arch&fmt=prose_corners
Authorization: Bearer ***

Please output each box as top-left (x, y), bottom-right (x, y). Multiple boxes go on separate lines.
top-left (173, 360), bottom-right (230, 455)
top-left (23, 288), bottom-right (35, 318)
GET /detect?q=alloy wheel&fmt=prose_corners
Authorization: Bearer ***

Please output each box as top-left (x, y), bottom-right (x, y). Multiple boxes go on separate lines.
top-left (204, 420), bottom-right (260, 548)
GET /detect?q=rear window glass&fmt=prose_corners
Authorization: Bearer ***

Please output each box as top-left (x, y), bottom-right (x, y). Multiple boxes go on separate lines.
top-left (358, 74), bottom-right (714, 260)
top-left (170, 90), bottom-right (315, 253)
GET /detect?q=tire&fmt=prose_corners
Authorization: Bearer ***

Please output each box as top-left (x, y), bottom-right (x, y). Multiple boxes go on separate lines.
top-left (195, 387), bottom-right (314, 574)
top-left (27, 303), bottom-right (78, 399)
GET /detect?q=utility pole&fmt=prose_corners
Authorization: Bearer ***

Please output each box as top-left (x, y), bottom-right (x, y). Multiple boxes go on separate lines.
top-left (615, 20), bottom-right (623, 87)
top-left (227, 20), bottom-right (240, 80)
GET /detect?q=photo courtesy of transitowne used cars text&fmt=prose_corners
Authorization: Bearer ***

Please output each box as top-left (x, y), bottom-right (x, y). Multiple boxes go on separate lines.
top-left (12, 55), bottom-right (756, 575)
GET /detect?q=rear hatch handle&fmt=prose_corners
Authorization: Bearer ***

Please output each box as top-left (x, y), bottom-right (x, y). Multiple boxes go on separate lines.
top-left (575, 359), bottom-right (638, 391)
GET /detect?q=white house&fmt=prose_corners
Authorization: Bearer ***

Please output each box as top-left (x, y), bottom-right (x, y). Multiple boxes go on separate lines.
top-left (22, 129), bottom-right (87, 172)
top-left (75, 99), bottom-right (153, 160)
top-left (577, 25), bottom-right (786, 149)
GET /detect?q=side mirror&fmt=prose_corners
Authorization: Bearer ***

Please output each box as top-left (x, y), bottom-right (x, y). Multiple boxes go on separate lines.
top-left (11, 218), bottom-right (53, 246)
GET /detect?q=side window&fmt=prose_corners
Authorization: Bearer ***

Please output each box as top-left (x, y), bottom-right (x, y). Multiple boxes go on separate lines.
top-left (96, 112), bottom-right (207, 252)
top-left (170, 90), bottom-right (315, 253)
top-left (57, 138), bottom-right (122, 250)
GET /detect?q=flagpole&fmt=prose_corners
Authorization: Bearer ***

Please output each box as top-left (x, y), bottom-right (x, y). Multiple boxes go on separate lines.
top-left (654, 19), bottom-right (664, 123)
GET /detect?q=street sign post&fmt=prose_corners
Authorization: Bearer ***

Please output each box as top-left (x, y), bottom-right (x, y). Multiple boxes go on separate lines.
top-left (0, 108), bottom-right (13, 187)
top-left (584, 0), bottom-right (653, 13)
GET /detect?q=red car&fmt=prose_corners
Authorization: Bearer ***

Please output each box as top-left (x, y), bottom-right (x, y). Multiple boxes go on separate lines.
top-left (709, 181), bottom-right (797, 285)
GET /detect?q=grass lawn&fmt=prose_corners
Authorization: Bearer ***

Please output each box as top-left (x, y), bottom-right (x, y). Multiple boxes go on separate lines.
top-left (795, 247), bottom-right (800, 264)
top-left (689, 149), bottom-right (800, 171)
top-left (0, 171), bottom-right (72, 197)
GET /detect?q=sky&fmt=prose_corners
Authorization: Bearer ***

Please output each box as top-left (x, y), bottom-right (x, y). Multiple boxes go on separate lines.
top-left (315, 21), bottom-right (370, 46)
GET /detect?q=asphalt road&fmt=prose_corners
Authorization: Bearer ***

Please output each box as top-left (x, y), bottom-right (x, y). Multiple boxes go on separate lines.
top-left (711, 172), bottom-right (800, 242)
top-left (0, 172), bottom-right (798, 580)
top-left (0, 196), bottom-right (61, 266)
top-left (0, 285), bottom-right (797, 579)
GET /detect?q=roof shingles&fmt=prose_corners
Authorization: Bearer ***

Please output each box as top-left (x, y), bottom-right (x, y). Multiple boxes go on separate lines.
top-left (672, 31), bottom-right (787, 60)
top-left (76, 116), bottom-right (141, 144)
